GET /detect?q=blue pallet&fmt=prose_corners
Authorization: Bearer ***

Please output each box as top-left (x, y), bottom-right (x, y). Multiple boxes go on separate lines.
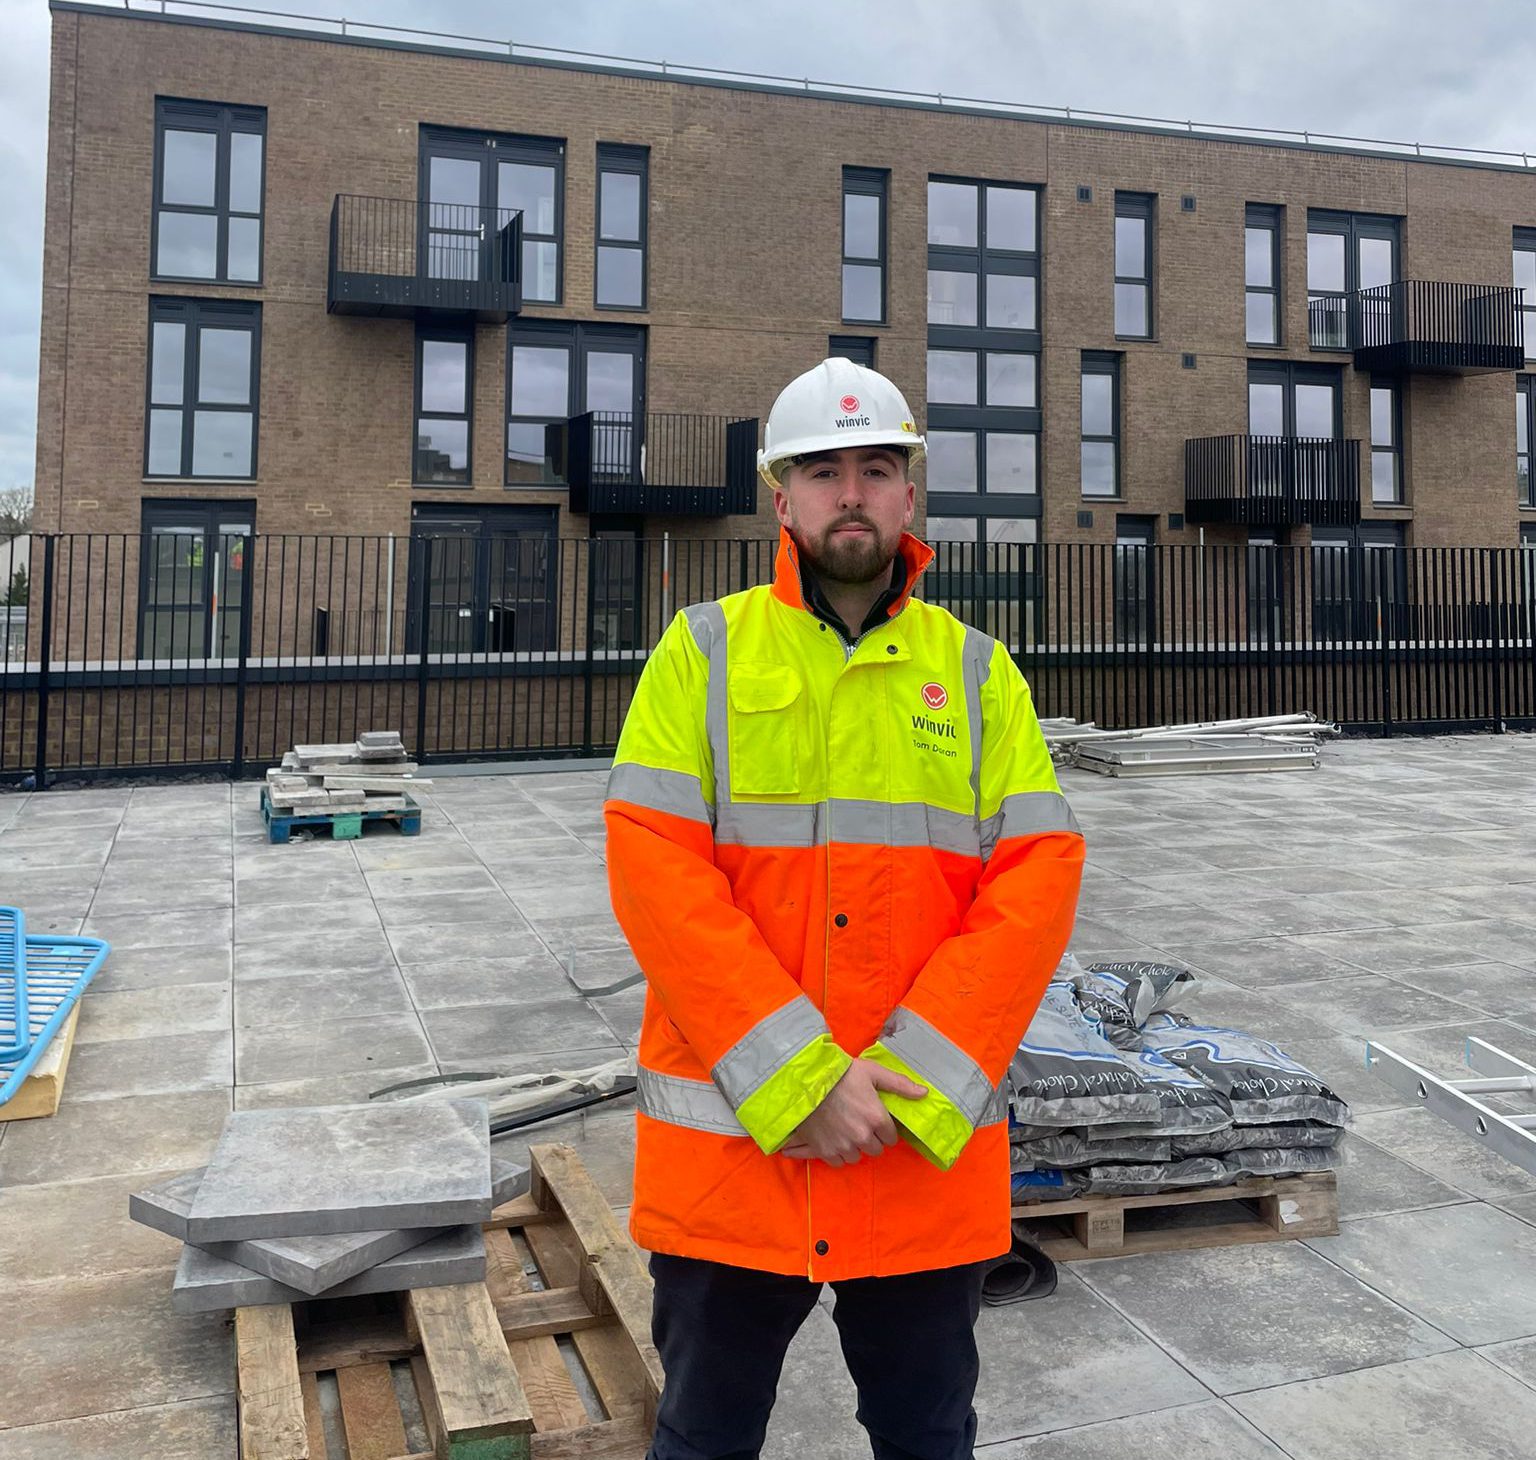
top-left (0, 906), bottom-right (28, 1062)
top-left (260, 785), bottom-right (422, 844)
top-left (0, 933), bottom-right (111, 1108)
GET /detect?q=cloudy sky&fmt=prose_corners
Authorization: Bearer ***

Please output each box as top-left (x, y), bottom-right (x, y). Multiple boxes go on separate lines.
top-left (2, 0), bottom-right (1533, 493)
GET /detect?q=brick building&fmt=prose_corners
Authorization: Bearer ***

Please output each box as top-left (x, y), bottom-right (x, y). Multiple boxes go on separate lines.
top-left (32, 1), bottom-right (1536, 667)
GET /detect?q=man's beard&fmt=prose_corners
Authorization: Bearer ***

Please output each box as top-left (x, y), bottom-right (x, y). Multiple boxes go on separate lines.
top-left (789, 516), bottom-right (899, 586)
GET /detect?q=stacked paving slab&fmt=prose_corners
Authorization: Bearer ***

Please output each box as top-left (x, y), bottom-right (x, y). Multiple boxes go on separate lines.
top-left (266, 729), bottom-right (428, 813)
top-left (129, 1099), bottom-right (528, 1314)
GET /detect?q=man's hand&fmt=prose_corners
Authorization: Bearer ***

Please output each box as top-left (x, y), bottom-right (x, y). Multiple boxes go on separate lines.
top-left (779, 1058), bottom-right (929, 1167)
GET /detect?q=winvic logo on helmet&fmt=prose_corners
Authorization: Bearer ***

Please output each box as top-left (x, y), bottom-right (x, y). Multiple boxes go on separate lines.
top-left (839, 395), bottom-right (860, 413)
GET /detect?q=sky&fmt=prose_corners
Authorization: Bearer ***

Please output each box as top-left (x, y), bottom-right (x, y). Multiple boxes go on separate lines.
top-left (2, 0), bottom-right (1534, 495)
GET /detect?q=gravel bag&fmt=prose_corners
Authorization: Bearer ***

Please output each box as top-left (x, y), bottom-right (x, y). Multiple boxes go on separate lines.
top-left (1220, 1145), bottom-right (1342, 1180)
top-left (1010, 1130), bottom-right (1173, 1171)
top-left (1070, 960), bottom-right (1200, 1049)
top-left (1172, 1121), bottom-right (1344, 1157)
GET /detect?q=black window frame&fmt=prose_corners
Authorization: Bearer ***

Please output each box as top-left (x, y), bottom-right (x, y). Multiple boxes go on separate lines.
top-left (926, 177), bottom-right (1041, 344)
top-left (1247, 360), bottom-right (1344, 439)
top-left (1518, 374), bottom-right (1533, 510)
top-left (1517, 229), bottom-right (1536, 367)
top-left (144, 297), bottom-right (262, 481)
top-left (594, 143), bottom-right (648, 312)
top-left (152, 97), bottom-right (266, 286)
top-left (1080, 351), bottom-right (1122, 500)
top-left (1113, 192), bottom-right (1156, 341)
top-left (1114, 514), bottom-right (1157, 645)
top-left (922, 514), bottom-right (1041, 651)
top-left (1246, 529), bottom-right (1287, 646)
top-left (1311, 522), bottom-right (1409, 640)
top-left (1369, 377), bottom-right (1404, 506)
top-left (413, 325), bottom-right (475, 487)
top-left (1307, 210), bottom-right (1400, 351)
top-left (1245, 203), bottom-right (1283, 348)
top-left (137, 496), bottom-right (256, 660)
top-left (829, 334), bottom-right (877, 367)
top-left (842, 167), bottom-right (889, 325)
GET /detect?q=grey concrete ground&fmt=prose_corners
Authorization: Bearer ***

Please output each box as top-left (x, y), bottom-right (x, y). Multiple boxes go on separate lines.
top-left (2, 734), bottom-right (1536, 1456)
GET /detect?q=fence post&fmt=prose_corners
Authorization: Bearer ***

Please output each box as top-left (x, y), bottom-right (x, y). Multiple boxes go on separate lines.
top-left (1377, 593), bottom-right (1393, 737)
top-left (33, 536), bottom-right (55, 791)
top-left (415, 536), bottom-right (432, 760)
top-left (231, 534), bottom-right (252, 780)
top-left (1491, 548), bottom-right (1505, 732)
top-left (581, 538), bottom-right (597, 755)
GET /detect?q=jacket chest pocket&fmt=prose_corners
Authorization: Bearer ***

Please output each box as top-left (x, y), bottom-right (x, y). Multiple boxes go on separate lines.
top-left (727, 663), bottom-right (803, 796)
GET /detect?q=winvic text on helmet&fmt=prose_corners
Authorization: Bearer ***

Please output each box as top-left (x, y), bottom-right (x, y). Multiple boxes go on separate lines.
top-left (758, 359), bottom-right (927, 489)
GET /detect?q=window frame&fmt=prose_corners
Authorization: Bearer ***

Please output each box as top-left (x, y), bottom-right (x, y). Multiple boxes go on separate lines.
top-left (926, 177), bottom-right (1042, 344)
top-left (143, 297), bottom-right (262, 482)
top-left (137, 496), bottom-right (256, 660)
top-left (1080, 351), bottom-right (1122, 499)
top-left (829, 334), bottom-right (877, 367)
top-left (1114, 514), bottom-right (1157, 645)
top-left (1113, 192), bottom-right (1156, 341)
top-left (1369, 377), bottom-right (1404, 506)
top-left (841, 166), bottom-right (889, 325)
top-left (1246, 360), bottom-right (1344, 440)
top-left (1518, 374), bottom-right (1533, 510)
top-left (594, 143), bottom-right (648, 312)
top-left (1516, 229), bottom-right (1536, 366)
top-left (1245, 203), bottom-right (1283, 348)
top-left (1307, 210), bottom-right (1401, 351)
top-left (413, 326), bottom-right (475, 487)
top-left (152, 98), bottom-right (266, 286)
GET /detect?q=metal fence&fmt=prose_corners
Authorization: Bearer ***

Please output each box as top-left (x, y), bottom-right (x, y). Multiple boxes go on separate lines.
top-left (1, 532), bottom-right (1534, 782)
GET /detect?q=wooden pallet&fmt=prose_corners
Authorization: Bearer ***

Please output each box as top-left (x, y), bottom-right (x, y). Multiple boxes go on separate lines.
top-left (261, 786), bottom-right (422, 844)
top-left (236, 1142), bottom-right (662, 1460)
top-left (0, 1003), bottom-right (79, 1122)
top-left (1012, 1171), bottom-right (1339, 1261)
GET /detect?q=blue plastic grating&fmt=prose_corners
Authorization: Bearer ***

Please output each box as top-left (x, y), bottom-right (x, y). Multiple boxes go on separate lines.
top-left (0, 906), bottom-right (28, 1063)
top-left (0, 933), bottom-right (110, 1107)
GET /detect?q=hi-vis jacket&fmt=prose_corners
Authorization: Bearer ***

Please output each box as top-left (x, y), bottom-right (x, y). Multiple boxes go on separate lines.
top-left (605, 529), bottom-right (1084, 1281)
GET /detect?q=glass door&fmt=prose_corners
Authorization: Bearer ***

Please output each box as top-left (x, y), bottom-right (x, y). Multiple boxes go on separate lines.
top-left (424, 149), bottom-right (485, 283)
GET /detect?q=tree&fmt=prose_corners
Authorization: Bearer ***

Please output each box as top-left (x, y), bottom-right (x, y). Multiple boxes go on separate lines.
top-left (3, 565), bottom-right (27, 607)
top-left (0, 486), bottom-right (33, 541)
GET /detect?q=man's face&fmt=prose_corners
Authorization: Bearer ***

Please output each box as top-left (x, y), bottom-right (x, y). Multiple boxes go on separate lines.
top-left (773, 447), bottom-right (916, 586)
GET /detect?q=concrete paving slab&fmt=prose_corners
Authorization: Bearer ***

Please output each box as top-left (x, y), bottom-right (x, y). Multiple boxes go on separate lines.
top-left (1216, 894), bottom-right (1398, 939)
top-left (0, 1169), bottom-right (190, 1283)
top-left (1308, 1203), bottom-right (1536, 1345)
top-left (232, 872), bottom-right (373, 909)
top-left (234, 1011), bottom-right (432, 1085)
top-left (1076, 1242), bottom-right (1455, 1394)
top-left (76, 983), bottom-right (231, 1045)
top-left (419, 998), bottom-right (619, 1064)
top-left (517, 911), bottom-right (630, 954)
top-left (760, 1301), bottom-right (867, 1460)
top-left (1365, 1018), bottom-right (1536, 1083)
top-left (489, 1101), bottom-right (637, 1209)
top-left (1291, 926), bottom-right (1474, 975)
top-left (1351, 1106), bottom-right (1536, 1202)
top-left (232, 896), bottom-right (383, 944)
top-left (1377, 960), bottom-right (1536, 1021)
top-left (1173, 980), bottom-right (1342, 1045)
top-left (980, 1400), bottom-right (1288, 1459)
top-left (1481, 1334), bottom-right (1536, 1391)
top-left (505, 883), bottom-right (618, 921)
top-left (232, 966), bottom-right (412, 1029)
top-left (171, 1221), bottom-right (486, 1312)
top-left (0, 1394), bottom-right (236, 1460)
top-left (1262, 974), bottom-right (1471, 1038)
top-left (233, 1062), bottom-right (440, 1110)
top-left (363, 864), bottom-right (504, 899)
top-left (375, 889), bottom-right (522, 930)
top-left (89, 943), bottom-right (231, 993)
top-left (1415, 918), bottom-right (1536, 971)
top-left (398, 950), bottom-right (569, 1009)
top-left (1165, 937), bottom-right (1382, 991)
top-left (1493, 1191), bottom-right (1536, 1230)
top-left (386, 918), bottom-right (534, 965)
top-left (63, 1029), bottom-right (233, 1101)
top-left (2, 1267), bottom-right (234, 1428)
top-left (186, 1099), bottom-right (491, 1241)
top-left (89, 880), bottom-right (234, 916)
top-left (81, 907), bottom-right (231, 952)
top-left (1228, 1349), bottom-right (1536, 1459)
top-left (232, 931), bottom-right (396, 981)
top-left (1333, 1134), bottom-right (1471, 1221)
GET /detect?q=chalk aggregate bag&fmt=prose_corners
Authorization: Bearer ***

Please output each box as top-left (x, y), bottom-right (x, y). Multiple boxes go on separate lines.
top-left (1070, 961), bottom-right (1200, 1049)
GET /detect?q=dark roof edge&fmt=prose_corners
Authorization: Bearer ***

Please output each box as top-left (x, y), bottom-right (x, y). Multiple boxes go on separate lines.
top-left (50, 0), bottom-right (1536, 179)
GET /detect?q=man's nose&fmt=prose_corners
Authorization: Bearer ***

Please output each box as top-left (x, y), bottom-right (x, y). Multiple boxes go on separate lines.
top-left (835, 470), bottom-right (866, 507)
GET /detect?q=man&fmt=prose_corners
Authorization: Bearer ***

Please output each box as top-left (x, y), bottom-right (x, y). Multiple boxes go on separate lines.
top-left (605, 358), bottom-right (1084, 1460)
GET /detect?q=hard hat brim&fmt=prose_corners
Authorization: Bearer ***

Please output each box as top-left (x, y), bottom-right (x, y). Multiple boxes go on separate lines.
top-left (758, 429), bottom-right (927, 488)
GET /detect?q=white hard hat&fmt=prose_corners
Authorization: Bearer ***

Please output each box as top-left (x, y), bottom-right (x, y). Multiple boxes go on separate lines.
top-left (758, 358), bottom-right (925, 489)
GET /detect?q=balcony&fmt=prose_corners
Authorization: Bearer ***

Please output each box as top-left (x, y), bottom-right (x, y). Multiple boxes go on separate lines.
top-left (553, 413), bottom-right (760, 517)
top-left (1185, 435), bottom-right (1361, 527)
top-left (327, 195), bottom-right (522, 321)
top-left (1307, 280), bottom-right (1525, 374)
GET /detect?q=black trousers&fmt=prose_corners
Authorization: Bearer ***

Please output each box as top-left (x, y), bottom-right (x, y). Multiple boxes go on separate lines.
top-left (646, 1252), bottom-right (986, 1460)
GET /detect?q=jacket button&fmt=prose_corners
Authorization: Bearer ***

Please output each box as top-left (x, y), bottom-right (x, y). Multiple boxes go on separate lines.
top-left (886, 644), bottom-right (897, 654)
top-left (834, 913), bottom-right (848, 928)
top-left (815, 1239), bottom-right (829, 1256)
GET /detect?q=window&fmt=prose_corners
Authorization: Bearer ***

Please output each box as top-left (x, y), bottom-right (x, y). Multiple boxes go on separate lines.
top-left (1248, 361), bottom-right (1342, 503)
top-left (414, 329), bottom-right (473, 485)
top-left (1311, 523), bottom-right (1407, 640)
top-left (1247, 531), bottom-right (1285, 645)
top-left (927, 179), bottom-right (1039, 332)
top-left (829, 335), bottom-right (877, 367)
top-left (1080, 353), bottom-right (1121, 498)
top-left (1517, 231), bottom-right (1536, 364)
top-left (153, 99), bottom-right (265, 283)
top-left (1114, 515), bottom-right (1156, 645)
top-left (145, 299), bottom-right (260, 479)
top-left (1114, 193), bottom-right (1155, 338)
top-left (842, 168), bottom-right (887, 323)
top-left (595, 145), bottom-right (647, 309)
top-left (1245, 204), bottom-right (1282, 346)
top-left (1308, 211), bottom-right (1399, 349)
top-left (1518, 375), bottom-right (1533, 509)
top-left (505, 321), bottom-right (644, 486)
top-left (1370, 380), bottom-right (1403, 505)
top-left (924, 515), bottom-right (1039, 647)
top-left (139, 499), bottom-right (254, 659)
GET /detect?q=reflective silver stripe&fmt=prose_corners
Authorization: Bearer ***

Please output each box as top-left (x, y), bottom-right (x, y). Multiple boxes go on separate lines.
top-left (714, 798), bottom-right (980, 856)
top-left (684, 602), bottom-right (730, 802)
top-left (978, 1081), bottom-right (1008, 1127)
top-left (712, 996), bottom-right (831, 1108)
top-left (979, 791), bottom-right (1081, 860)
top-left (881, 1005), bottom-right (993, 1127)
top-left (962, 625), bottom-right (994, 802)
top-left (636, 1067), bottom-right (749, 1137)
top-left (606, 763), bottom-right (714, 826)
top-left (716, 800), bottom-right (821, 849)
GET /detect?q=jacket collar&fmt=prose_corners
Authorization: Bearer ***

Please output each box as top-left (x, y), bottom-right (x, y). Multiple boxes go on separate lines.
top-left (770, 526), bottom-right (935, 634)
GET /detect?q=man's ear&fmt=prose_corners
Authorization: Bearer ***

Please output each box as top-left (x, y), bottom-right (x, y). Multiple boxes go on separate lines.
top-left (773, 483), bottom-right (793, 528)
top-left (902, 479), bottom-right (916, 527)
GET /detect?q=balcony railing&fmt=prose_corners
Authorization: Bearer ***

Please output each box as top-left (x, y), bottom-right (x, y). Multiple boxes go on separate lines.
top-left (1308, 280), bottom-right (1525, 374)
top-left (1185, 434), bottom-right (1362, 527)
top-left (549, 413), bottom-right (760, 516)
top-left (328, 195), bottom-right (522, 321)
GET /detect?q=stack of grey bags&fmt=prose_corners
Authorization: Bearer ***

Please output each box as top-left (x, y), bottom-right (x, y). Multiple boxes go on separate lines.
top-left (1008, 958), bottom-right (1348, 1202)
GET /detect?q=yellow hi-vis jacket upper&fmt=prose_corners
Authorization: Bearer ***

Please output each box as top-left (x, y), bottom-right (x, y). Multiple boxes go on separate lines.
top-left (605, 529), bottom-right (1084, 1280)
